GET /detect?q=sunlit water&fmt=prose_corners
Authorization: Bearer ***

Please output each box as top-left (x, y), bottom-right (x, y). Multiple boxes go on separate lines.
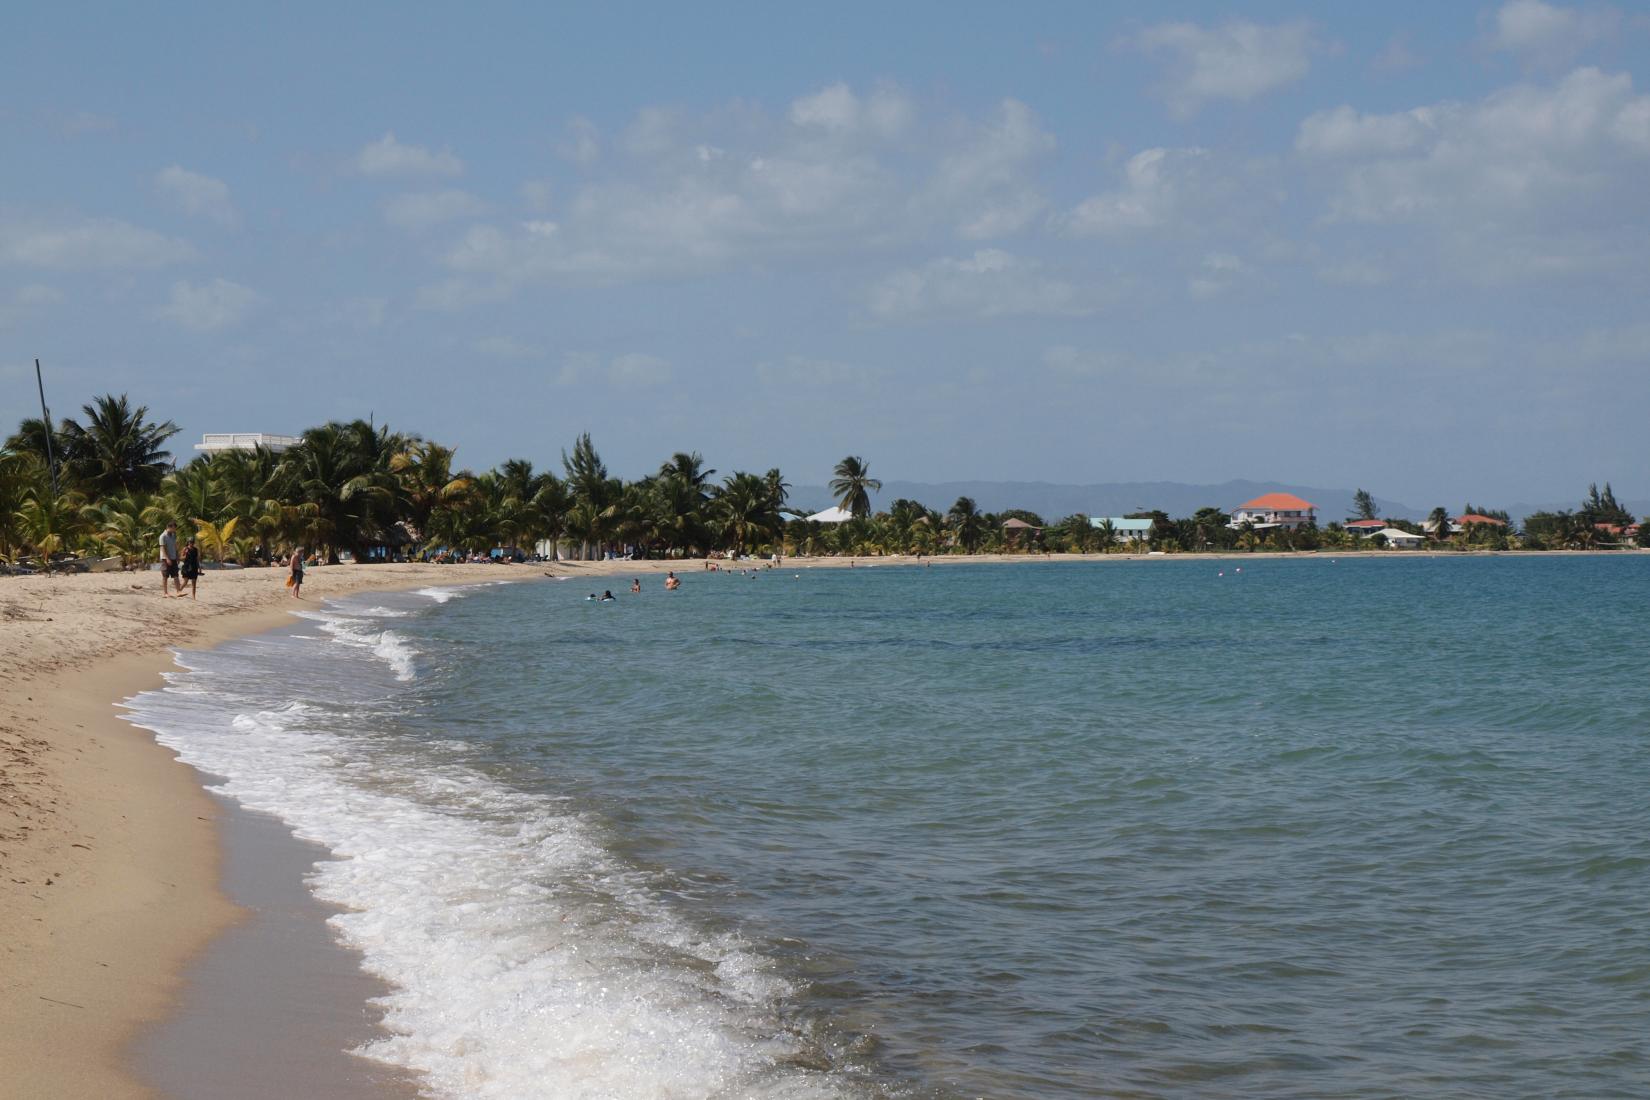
top-left (123, 558), bottom-right (1650, 1098)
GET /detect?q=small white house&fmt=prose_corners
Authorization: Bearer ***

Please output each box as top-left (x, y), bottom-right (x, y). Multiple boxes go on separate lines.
top-left (1375, 527), bottom-right (1425, 548)
top-left (1089, 516), bottom-right (1155, 543)
top-left (194, 432), bottom-right (299, 455)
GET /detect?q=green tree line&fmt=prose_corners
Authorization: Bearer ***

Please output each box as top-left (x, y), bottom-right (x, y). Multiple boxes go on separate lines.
top-left (3, 394), bottom-right (1645, 568)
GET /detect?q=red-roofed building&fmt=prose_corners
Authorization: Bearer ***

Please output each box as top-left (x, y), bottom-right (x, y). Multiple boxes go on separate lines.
top-left (1345, 518), bottom-right (1387, 536)
top-left (1230, 492), bottom-right (1317, 530)
top-left (1455, 514), bottom-right (1507, 528)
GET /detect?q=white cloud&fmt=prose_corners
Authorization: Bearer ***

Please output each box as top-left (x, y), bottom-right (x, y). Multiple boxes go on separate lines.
top-left (789, 83), bottom-right (913, 138)
top-left (609, 352), bottom-right (671, 385)
top-left (1487, 1), bottom-right (1617, 69)
top-left (158, 278), bottom-right (261, 331)
top-left (1310, 68), bottom-right (1650, 226)
top-left (155, 165), bottom-right (238, 226)
top-left (1063, 147), bottom-right (1206, 235)
top-left (383, 189), bottom-right (489, 230)
top-left (0, 218), bottom-right (195, 269)
top-left (418, 87), bottom-right (1058, 302)
top-left (1296, 105), bottom-right (1437, 157)
top-left (1125, 19), bottom-right (1322, 116)
top-left (925, 98), bottom-right (1054, 239)
top-left (869, 250), bottom-right (1100, 320)
top-left (354, 132), bottom-right (463, 177)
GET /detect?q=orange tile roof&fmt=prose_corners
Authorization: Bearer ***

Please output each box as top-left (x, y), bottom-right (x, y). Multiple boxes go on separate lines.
top-left (1237, 492), bottom-right (1316, 511)
top-left (1346, 518), bottom-right (1385, 527)
top-left (1455, 513), bottom-right (1506, 526)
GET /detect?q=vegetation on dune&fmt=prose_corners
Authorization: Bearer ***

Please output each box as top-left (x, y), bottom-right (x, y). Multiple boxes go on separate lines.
top-left (1, 393), bottom-right (1646, 569)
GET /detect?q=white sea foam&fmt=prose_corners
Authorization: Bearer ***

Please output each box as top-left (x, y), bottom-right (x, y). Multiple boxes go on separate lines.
top-left (301, 611), bottom-right (418, 681)
top-left (353, 605), bottom-right (412, 618)
top-left (415, 586), bottom-right (463, 603)
top-left (121, 633), bottom-right (856, 1100)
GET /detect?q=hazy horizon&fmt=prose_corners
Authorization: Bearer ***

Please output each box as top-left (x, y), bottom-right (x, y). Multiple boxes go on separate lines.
top-left (4, 2), bottom-right (1648, 504)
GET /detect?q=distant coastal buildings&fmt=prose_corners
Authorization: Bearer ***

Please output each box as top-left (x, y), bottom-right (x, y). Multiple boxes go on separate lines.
top-left (1228, 493), bottom-right (1317, 531)
top-left (193, 433), bottom-right (299, 455)
top-left (1089, 517), bottom-right (1155, 544)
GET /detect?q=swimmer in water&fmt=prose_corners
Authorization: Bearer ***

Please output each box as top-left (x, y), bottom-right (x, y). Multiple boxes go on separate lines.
top-left (599, 590), bottom-right (615, 602)
top-left (665, 571), bottom-right (681, 590)
top-left (630, 579), bottom-right (641, 593)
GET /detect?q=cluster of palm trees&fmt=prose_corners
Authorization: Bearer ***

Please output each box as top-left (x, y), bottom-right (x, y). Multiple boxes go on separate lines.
top-left (0, 394), bottom-right (899, 567)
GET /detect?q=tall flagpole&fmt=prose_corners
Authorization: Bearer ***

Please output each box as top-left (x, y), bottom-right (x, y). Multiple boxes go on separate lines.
top-left (34, 358), bottom-right (59, 499)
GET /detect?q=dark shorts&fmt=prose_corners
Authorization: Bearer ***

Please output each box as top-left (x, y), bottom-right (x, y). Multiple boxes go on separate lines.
top-left (162, 561), bottom-right (180, 579)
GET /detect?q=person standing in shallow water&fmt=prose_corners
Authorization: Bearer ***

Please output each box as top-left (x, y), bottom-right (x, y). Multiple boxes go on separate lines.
top-left (288, 547), bottom-right (305, 599)
top-left (664, 571), bottom-right (681, 590)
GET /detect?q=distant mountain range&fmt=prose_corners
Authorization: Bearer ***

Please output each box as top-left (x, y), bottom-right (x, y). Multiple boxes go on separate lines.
top-left (789, 480), bottom-right (1650, 526)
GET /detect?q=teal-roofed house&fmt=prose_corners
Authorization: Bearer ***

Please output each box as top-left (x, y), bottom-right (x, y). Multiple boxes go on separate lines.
top-left (1089, 517), bottom-right (1155, 545)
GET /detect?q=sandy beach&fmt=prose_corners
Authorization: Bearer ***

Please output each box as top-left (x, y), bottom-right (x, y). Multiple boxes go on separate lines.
top-left (1, 547), bottom-right (1635, 1098)
top-left (0, 561), bottom-right (546, 1099)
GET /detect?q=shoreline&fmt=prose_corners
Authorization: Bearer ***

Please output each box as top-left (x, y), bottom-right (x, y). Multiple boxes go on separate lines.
top-left (2, 549), bottom-right (1642, 1097)
top-left (0, 563), bottom-right (537, 1100)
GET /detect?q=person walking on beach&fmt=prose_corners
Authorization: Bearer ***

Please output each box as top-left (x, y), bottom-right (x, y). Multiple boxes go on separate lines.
top-left (179, 537), bottom-right (201, 600)
top-left (159, 521), bottom-right (181, 597)
top-left (288, 547), bottom-right (305, 599)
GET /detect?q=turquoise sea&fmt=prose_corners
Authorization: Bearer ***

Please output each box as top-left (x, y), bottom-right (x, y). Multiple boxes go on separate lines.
top-left (124, 557), bottom-right (1650, 1098)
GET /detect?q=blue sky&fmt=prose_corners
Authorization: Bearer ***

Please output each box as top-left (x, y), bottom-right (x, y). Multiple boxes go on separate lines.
top-left (3, 1), bottom-right (1648, 507)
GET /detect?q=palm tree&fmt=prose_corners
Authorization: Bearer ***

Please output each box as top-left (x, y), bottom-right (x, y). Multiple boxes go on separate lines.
top-left (392, 440), bottom-right (474, 540)
top-left (659, 452), bottom-right (715, 495)
top-left (763, 467), bottom-right (790, 512)
top-left (830, 456), bottom-right (881, 518)
top-left (81, 493), bottom-right (157, 567)
top-left (563, 434), bottom-right (618, 558)
top-left (713, 472), bottom-right (780, 556)
top-left (15, 488), bottom-right (82, 564)
top-left (946, 496), bottom-right (986, 553)
top-left (276, 422), bottom-right (402, 562)
top-left (0, 449), bottom-right (46, 560)
top-left (1427, 506), bottom-right (1453, 543)
top-left (526, 476), bottom-right (570, 560)
top-left (194, 516), bottom-right (241, 564)
top-left (58, 394), bottom-right (180, 497)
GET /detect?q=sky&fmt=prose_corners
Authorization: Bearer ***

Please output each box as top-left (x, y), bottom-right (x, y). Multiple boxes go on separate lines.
top-left (3, 1), bottom-right (1648, 507)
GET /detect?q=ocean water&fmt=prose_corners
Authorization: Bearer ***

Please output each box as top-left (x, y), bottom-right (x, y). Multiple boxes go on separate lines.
top-left (122, 558), bottom-right (1650, 1099)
